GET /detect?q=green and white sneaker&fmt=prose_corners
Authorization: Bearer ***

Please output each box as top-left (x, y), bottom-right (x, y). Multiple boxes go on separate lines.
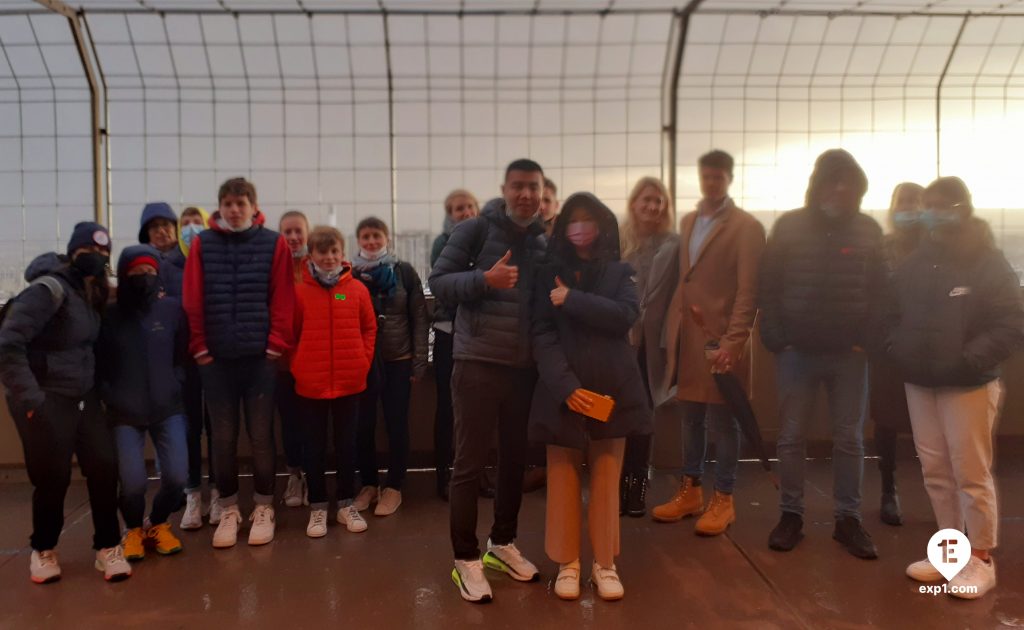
top-left (452, 559), bottom-right (493, 603)
top-left (483, 539), bottom-right (540, 582)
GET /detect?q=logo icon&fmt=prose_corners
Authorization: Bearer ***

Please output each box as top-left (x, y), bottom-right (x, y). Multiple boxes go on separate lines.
top-left (927, 529), bottom-right (971, 581)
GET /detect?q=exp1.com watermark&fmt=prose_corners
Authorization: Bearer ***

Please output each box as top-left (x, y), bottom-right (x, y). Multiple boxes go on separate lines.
top-left (919, 583), bottom-right (979, 596)
top-left (917, 529), bottom-right (978, 596)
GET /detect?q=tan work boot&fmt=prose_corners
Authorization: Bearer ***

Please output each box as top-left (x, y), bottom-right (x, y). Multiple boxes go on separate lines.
top-left (695, 490), bottom-right (736, 536)
top-left (651, 476), bottom-right (703, 523)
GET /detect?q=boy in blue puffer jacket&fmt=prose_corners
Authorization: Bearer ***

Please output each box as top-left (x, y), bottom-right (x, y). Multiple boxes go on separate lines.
top-left (97, 245), bottom-right (188, 561)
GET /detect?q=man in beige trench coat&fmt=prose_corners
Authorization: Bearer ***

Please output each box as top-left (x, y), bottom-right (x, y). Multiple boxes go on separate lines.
top-left (640, 150), bottom-right (766, 536)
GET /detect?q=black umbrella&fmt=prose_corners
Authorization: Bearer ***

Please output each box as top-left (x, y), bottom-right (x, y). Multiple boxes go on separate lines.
top-left (691, 305), bottom-right (779, 489)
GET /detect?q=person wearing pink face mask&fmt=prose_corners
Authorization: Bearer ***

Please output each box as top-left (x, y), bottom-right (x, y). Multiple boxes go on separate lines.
top-left (529, 192), bottom-right (652, 601)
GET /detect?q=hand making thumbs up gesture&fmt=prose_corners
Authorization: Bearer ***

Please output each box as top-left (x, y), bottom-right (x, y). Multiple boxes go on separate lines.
top-left (483, 250), bottom-right (519, 289)
top-left (549, 276), bottom-right (570, 307)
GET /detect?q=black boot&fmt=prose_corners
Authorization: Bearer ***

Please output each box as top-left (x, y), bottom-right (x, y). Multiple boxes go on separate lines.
top-left (619, 474), bottom-right (630, 516)
top-left (768, 512), bottom-right (804, 551)
top-left (880, 491), bottom-right (903, 526)
top-left (626, 474), bottom-right (648, 518)
top-left (833, 516), bottom-right (879, 559)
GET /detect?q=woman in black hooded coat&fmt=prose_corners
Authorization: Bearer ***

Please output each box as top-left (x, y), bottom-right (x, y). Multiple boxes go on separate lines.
top-left (529, 192), bottom-right (652, 602)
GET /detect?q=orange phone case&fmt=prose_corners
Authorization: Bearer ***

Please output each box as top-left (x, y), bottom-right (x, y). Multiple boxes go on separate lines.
top-left (580, 389), bottom-right (615, 422)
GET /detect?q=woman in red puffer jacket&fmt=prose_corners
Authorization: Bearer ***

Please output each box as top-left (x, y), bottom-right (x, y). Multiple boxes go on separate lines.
top-left (291, 226), bottom-right (377, 539)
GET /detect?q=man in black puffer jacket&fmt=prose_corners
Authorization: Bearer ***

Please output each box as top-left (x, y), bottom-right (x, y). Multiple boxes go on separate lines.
top-left (759, 149), bottom-right (886, 560)
top-left (430, 159), bottom-right (547, 603)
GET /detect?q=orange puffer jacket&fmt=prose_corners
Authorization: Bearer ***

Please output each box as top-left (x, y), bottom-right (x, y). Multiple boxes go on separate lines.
top-left (291, 263), bottom-right (377, 399)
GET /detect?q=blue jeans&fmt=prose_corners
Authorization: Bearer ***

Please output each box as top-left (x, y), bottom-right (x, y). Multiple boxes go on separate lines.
top-left (776, 350), bottom-right (868, 519)
top-left (114, 414), bottom-right (188, 529)
top-left (681, 402), bottom-right (740, 494)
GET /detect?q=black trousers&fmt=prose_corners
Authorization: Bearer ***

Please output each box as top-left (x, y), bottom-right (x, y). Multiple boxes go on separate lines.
top-left (449, 360), bottom-right (536, 560)
top-left (622, 345), bottom-right (653, 476)
top-left (433, 329), bottom-right (455, 480)
top-left (12, 391), bottom-right (121, 551)
top-left (299, 394), bottom-right (359, 506)
top-left (276, 370), bottom-right (304, 471)
top-left (357, 357), bottom-right (412, 490)
top-left (184, 359), bottom-right (214, 490)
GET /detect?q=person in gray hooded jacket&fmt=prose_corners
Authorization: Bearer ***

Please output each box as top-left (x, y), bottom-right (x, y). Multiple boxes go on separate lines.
top-left (429, 158), bottom-right (548, 604)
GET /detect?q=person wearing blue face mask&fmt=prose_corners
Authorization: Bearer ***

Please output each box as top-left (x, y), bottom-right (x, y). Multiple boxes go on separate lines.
top-left (888, 176), bottom-right (1023, 599)
top-left (869, 182), bottom-right (925, 529)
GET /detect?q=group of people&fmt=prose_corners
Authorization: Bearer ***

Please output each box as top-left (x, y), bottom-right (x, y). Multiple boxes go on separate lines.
top-left (0, 149), bottom-right (1019, 605)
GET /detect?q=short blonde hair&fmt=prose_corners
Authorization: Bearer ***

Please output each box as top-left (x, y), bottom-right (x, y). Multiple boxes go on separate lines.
top-left (308, 226), bottom-right (345, 254)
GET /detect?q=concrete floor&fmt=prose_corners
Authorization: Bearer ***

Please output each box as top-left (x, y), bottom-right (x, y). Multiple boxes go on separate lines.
top-left (0, 459), bottom-right (1021, 630)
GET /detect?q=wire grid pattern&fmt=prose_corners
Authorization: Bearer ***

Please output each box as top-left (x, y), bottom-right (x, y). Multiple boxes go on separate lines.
top-left (0, 1), bottom-right (1023, 297)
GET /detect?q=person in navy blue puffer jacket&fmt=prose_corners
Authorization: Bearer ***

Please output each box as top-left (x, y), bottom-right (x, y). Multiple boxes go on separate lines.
top-left (97, 245), bottom-right (188, 560)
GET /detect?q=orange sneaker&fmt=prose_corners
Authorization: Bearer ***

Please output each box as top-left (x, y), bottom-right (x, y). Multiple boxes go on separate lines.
top-left (147, 522), bottom-right (183, 555)
top-left (651, 477), bottom-right (703, 523)
top-left (122, 527), bottom-right (146, 561)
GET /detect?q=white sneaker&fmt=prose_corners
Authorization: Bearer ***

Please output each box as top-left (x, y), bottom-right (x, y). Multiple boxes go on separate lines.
top-left (180, 491), bottom-right (203, 531)
top-left (949, 556), bottom-right (996, 600)
top-left (905, 558), bottom-right (943, 582)
top-left (374, 488), bottom-right (402, 517)
top-left (555, 559), bottom-right (581, 600)
top-left (212, 504), bottom-right (242, 548)
top-left (591, 562), bottom-right (624, 601)
top-left (209, 488), bottom-right (223, 525)
top-left (95, 546), bottom-right (132, 582)
top-left (284, 473), bottom-right (306, 508)
top-left (337, 505), bottom-right (368, 533)
top-left (353, 486), bottom-right (378, 512)
top-left (30, 550), bottom-right (61, 584)
top-left (306, 509), bottom-right (328, 538)
top-left (483, 539), bottom-right (540, 582)
top-left (248, 505), bottom-right (276, 546)
top-left (452, 559), bottom-right (493, 603)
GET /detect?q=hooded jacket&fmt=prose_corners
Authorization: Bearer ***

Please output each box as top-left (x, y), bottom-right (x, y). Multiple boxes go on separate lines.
top-left (138, 202), bottom-right (187, 297)
top-left (291, 264), bottom-right (378, 399)
top-left (181, 209), bottom-right (296, 360)
top-left (888, 218), bottom-right (1024, 388)
top-left (0, 253), bottom-right (101, 415)
top-left (97, 246), bottom-right (187, 427)
top-left (528, 193), bottom-right (652, 450)
top-left (429, 200), bottom-right (548, 368)
top-left (758, 151), bottom-right (886, 354)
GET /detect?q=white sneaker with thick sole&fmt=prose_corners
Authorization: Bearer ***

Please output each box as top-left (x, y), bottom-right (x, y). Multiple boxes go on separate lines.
top-left (353, 486), bottom-right (378, 512)
top-left (30, 550), bottom-right (61, 584)
top-left (452, 559), bottom-right (493, 603)
top-left (284, 473), bottom-right (306, 508)
top-left (483, 539), bottom-right (540, 582)
top-left (374, 488), bottom-right (402, 516)
top-left (95, 546), bottom-right (132, 582)
top-left (337, 505), bottom-right (368, 533)
top-left (906, 558), bottom-right (943, 582)
top-left (555, 559), bottom-right (581, 600)
top-left (591, 562), bottom-right (624, 601)
top-left (949, 556), bottom-right (996, 600)
top-left (248, 505), bottom-right (276, 546)
top-left (180, 491), bottom-right (203, 531)
top-left (209, 488), bottom-right (223, 525)
top-left (212, 505), bottom-right (242, 548)
top-left (306, 509), bottom-right (328, 538)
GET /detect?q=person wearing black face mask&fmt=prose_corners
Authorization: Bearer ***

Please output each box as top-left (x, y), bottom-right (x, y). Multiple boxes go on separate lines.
top-left (96, 245), bottom-right (189, 563)
top-left (758, 150), bottom-right (887, 560)
top-left (0, 222), bottom-right (133, 584)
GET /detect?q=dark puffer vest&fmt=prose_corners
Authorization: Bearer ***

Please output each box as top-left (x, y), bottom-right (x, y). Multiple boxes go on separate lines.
top-left (199, 225), bottom-right (279, 359)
